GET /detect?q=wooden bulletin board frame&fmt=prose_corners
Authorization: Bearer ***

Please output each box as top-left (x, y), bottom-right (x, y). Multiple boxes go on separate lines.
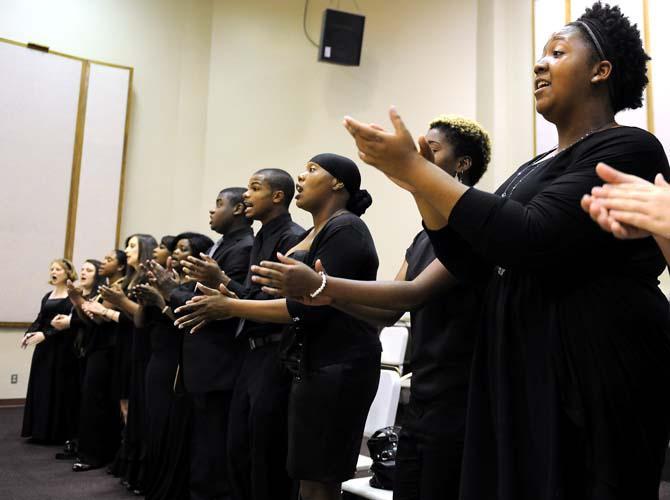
top-left (0, 37), bottom-right (133, 329)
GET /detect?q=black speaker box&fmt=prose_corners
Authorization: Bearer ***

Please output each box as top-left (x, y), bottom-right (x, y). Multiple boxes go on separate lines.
top-left (318, 9), bottom-right (365, 66)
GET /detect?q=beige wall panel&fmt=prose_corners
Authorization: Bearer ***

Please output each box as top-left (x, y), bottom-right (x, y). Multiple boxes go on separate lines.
top-left (0, 42), bottom-right (81, 323)
top-left (72, 64), bottom-right (130, 267)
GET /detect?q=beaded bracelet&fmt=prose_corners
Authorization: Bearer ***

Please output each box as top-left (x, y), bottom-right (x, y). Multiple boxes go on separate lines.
top-left (309, 271), bottom-right (327, 298)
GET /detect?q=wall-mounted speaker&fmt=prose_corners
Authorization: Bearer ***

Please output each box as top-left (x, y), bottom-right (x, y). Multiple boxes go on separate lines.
top-left (318, 9), bottom-right (365, 66)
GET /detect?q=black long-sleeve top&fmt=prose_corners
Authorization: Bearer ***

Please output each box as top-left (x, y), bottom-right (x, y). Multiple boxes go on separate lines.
top-left (170, 226), bottom-right (254, 392)
top-left (228, 213), bottom-right (304, 340)
top-left (286, 212), bottom-right (382, 368)
top-left (426, 126), bottom-right (670, 500)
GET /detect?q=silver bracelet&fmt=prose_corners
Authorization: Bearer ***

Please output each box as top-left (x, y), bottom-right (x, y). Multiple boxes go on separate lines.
top-left (309, 271), bottom-right (327, 298)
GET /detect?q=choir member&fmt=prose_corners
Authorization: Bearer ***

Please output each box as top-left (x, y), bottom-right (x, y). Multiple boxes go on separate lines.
top-left (172, 170), bottom-right (302, 500)
top-left (21, 259), bottom-right (80, 445)
top-left (342, 3), bottom-right (670, 498)
top-left (253, 116), bottom-right (491, 499)
top-left (141, 232), bottom-right (212, 500)
top-left (105, 234), bottom-right (157, 494)
top-left (69, 252), bottom-right (126, 470)
top-left (147, 188), bottom-right (254, 500)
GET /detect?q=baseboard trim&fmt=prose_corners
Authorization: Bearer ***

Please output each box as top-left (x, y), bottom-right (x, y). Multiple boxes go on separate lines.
top-left (0, 398), bottom-right (25, 407)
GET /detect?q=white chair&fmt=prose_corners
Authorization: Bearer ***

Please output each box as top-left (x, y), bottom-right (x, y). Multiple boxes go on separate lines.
top-left (354, 369), bottom-right (401, 472)
top-left (379, 326), bottom-right (409, 375)
top-left (342, 477), bottom-right (393, 499)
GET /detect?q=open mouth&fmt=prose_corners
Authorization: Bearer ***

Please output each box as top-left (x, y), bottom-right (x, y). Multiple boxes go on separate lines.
top-left (535, 79), bottom-right (551, 92)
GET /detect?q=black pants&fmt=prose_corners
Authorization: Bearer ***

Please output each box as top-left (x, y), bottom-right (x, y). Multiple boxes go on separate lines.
top-left (77, 348), bottom-right (120, 466)
top-left (227, 343), bottom-right (293, 500)
top-left (394, 392), bottom-right (467, 500)
top-left (190, 391), bottom-right (233, 500)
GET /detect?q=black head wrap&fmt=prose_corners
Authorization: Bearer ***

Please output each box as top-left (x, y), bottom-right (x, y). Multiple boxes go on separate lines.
top-left (309, 153), bottom-right (373, 216)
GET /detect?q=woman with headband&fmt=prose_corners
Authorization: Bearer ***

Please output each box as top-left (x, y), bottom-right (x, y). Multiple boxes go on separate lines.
top-left (176, 154), bottom-right (380, 500)
top-left (21, 258), bottom-right (80, 445)
top-left (343, 3), bottom-right (670, 499)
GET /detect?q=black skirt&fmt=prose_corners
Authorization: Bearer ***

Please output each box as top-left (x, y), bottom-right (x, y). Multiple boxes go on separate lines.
top-left (287, 353), bottom-right (380, 482)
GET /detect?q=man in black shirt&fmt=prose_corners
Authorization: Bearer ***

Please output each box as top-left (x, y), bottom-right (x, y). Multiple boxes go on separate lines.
top-left (225, 169), bottom-right (303, 500)
top-left (157, 187), bottom-right (254, 500)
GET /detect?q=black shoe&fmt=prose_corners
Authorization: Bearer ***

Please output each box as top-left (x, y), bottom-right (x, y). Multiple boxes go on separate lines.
top-left (72, 462), bottom-right (98, 472)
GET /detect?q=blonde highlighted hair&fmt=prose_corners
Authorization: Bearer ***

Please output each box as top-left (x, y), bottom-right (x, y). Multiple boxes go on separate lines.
top-left (428, 115), bottom-right (492, 186)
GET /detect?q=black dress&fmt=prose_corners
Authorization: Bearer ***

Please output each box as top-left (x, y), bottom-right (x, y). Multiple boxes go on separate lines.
top-left (21, 293), bottom-right (80, 444)
top-left (110, 316), bottom-right (151, 492)
top-left (394, 231), bottom-right (478, 500)
top-left (426, 126), bottom-right (670, 499)
top-left (144, 305), bottom-right (190, 500)
top-left (284, 211), bottom-right (382, 482)
top-left (75, 307), bottom-right (121, 467)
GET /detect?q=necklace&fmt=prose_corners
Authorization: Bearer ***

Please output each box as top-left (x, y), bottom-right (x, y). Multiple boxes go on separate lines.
top-left (501, 121), bottom-right (617, 199)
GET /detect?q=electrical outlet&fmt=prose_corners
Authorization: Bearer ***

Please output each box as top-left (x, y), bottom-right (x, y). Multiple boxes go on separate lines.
top-left (10, 374), bottom-right (17, 384)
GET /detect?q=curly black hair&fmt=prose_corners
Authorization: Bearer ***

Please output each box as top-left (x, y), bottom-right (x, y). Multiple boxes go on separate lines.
top-left (570, 2), bottom-right (649, 113)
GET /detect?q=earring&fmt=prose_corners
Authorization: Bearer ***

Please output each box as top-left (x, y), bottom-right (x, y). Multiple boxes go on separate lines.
top-left (457, 171), bottom-right (463, 183)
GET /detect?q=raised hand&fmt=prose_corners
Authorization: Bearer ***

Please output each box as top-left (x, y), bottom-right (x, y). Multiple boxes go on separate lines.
top-left (99, 284), bottom-right (126, 307)
top-left (181, 253), bottom-right (226, 288)
top-left (50, 314), bottom-right (71, 331)
top-left (173, 282), bottom-right (237, 333)
top-left (343, 106), bottom-right (422, 183)
top-left (145, 259), bottom-right (179, 299)
top-left (66, 280), bottom-right (85, 307)
top-left (134, 283), bottom-right (166, 309)
top-left (251, 253), bottom-right (323, 298)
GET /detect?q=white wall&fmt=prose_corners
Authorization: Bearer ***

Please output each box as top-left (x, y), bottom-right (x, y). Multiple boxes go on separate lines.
top-left (201, 0), bottom-right (480, 279)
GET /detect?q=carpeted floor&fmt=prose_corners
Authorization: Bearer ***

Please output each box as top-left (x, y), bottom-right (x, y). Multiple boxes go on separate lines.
top-left (2, 405), bottom-right (670, 499)
top-left (0, 406), bottom-right (133, 500)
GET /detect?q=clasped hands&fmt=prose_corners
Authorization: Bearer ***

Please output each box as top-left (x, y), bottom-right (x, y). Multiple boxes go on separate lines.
top-left (581, 162), bottom-right (670, 240)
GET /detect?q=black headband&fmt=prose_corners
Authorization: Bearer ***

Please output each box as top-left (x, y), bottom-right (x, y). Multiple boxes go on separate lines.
top-left (573, 19), bottom-right (616, 105)
top-left (309, 153), bottom-right (361, 195)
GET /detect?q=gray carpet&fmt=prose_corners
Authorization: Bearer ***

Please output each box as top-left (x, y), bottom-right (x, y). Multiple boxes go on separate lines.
top-left (1, 405), bottom-right (670, 499)
top-left (0, 406), bottom-right (133, 500)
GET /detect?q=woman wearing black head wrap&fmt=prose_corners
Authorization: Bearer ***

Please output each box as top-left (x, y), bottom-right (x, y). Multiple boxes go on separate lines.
top-left (175, 153), bottom-right (380, 500)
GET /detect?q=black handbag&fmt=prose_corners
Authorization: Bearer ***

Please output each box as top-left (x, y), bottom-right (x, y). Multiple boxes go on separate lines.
top-left (367, 426), bottom-right (400, 490)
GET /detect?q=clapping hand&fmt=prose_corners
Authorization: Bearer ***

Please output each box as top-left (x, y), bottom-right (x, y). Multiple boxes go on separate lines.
top-left (173, 282), bottom-right (238, 334)
top-left (181, 253), bottom-right (227, 288)
top-left (134, 283), bottom-right (166, 309)
top-left (252, 255), bottom-right (332, 305)
top-left (99, 284), bottom-right (126, 307)
top-left (581, 163), bottom-right (667, 239)
top-left (66, 280), bottom-right (85, 307)
top-left (343, 107), bottom-right (422, 184)
top-left (81, 300), bottom-right (108, 320)
top-left (144, 259), bottom-right (179, 299)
